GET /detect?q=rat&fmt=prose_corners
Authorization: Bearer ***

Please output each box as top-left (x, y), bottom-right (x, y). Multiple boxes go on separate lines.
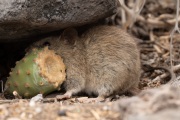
top-left (30, 25), bottom-right (141, 101)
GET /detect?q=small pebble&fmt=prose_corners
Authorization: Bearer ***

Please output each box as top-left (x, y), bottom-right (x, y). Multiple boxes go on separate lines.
top-left (58, 110), bottom-right (67, 116)
top-left (30, 94), bottom-right (43, 102)
top-left (103, 106), bottom-right (109, 111)
top-left (35, 107), bottom-right (42, 113)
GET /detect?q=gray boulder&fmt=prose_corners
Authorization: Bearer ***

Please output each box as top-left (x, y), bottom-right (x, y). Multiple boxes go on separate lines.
top-left (0, 0), bottom-right (117, 42)
top-left (113, 85), bottom-right (180, 120)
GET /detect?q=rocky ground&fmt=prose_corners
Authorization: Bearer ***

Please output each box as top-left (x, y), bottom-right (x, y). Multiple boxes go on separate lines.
top-left (1, 85), bottom-right (180, 120)
top-left (0, 0), bottom-right (180, 120)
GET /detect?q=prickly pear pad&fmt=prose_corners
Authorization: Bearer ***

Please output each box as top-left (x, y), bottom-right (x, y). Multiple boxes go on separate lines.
top-left (4, 47), bottom-right (66, 98)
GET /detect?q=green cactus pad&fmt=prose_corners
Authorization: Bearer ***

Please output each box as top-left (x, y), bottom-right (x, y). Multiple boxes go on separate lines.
top-left (5, 47), bottom-right (66, 98)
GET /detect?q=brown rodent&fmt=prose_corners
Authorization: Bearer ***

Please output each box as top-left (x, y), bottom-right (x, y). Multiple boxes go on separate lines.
top-left (30, 25), bottom-right (141, 100)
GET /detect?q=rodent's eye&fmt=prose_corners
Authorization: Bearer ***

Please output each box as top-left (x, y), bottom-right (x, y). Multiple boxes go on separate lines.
top-left (43, 41), bottom-right (51, 46)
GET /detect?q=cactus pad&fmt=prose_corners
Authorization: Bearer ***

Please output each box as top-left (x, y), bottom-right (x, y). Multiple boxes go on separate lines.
top-left (4, 47), bottom-right (66, 98)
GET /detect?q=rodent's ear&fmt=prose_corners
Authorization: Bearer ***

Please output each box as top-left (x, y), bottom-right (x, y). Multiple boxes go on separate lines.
top-left (62, 28), bottom-right (78, 45)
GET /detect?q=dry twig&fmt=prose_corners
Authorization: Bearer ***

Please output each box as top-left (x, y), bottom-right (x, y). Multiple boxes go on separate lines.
top-left (169, 0), bottom-right (180, 81)
top-left (119, 0), bottom-right (146, 29)
top-left (152, 64), bottom-right (180, 83)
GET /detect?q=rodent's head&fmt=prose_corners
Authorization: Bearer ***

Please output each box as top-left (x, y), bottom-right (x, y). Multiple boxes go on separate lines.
top-left (30, 28), bottom-right (85, 66)
top-left (30, 28), bottom-right (80, 53)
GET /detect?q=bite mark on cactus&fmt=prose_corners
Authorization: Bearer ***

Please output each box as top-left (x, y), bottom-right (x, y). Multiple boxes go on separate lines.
top-left (35, 47), bottom-right (66, 87)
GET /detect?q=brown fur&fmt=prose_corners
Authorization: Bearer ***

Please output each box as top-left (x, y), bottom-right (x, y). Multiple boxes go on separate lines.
top-left (31, 25), bottom-right (141, 98)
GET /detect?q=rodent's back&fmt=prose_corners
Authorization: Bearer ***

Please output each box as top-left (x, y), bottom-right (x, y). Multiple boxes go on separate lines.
top-left (82, 25), bottom-right (140, 95)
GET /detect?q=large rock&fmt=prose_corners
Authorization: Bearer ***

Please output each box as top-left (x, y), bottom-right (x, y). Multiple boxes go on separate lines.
top-left (113, 85), bottom-right (180, 120)
top-left (0, 0), bottom-right (117, 42)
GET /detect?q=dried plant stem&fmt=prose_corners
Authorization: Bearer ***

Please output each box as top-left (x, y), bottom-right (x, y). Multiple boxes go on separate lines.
top-left (121, 7), bottom-right (126, 25)
top-left (173, 64), bottom-right (180, 72)
top-left (152, 73), bottom-right (169, 83)
top-left (136, 15), bottom-right (180, 29)
top-left (119, 0), bottom-right (146, 29)
top-left (169, 0), bottom-right (180, 82)
top-left (152, 64), bottom-right (180, 82)
top-left (130, 0), bottom-right (146, 27)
